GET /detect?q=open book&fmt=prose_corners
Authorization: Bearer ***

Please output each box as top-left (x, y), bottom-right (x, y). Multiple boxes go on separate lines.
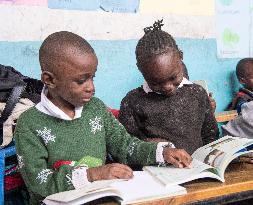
top-left (144, 136), bottom-right (253, 187)
top-left (43, 171), bottom-right (186, 205)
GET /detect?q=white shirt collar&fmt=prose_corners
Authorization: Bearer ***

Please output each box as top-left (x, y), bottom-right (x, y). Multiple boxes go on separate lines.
top-left (142, 77), bottom-right (193, 94)
top-left (35, 86), bottom-right (83, 120)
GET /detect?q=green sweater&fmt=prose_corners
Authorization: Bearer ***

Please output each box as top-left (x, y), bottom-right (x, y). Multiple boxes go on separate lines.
top-left (14, 97), bottom-right (157, 204)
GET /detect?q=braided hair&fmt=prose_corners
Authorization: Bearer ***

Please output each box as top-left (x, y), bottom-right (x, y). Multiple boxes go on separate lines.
top-left (136, 20), bottom-right (183, 67)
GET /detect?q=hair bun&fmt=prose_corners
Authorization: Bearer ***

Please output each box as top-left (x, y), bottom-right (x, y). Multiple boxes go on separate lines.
top-left (144, 19), bottom-right (164, 34)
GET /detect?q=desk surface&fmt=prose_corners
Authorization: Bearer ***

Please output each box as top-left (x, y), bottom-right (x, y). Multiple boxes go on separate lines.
top-left (97, 162), bottom-right (253, 205)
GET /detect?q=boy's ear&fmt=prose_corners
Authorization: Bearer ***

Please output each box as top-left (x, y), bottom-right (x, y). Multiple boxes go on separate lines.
top-left (41, 71), bottom-right (56, 88)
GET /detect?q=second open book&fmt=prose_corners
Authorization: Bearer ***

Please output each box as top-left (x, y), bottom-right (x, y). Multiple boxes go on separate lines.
top-left (144, 135), bottom-right (253, 187)
top-left (43, 171), bottom-right (186, 205)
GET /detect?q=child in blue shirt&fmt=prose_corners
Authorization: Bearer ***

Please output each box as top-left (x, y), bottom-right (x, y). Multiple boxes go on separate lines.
top-left (228, 58), bottom-right (253, 114)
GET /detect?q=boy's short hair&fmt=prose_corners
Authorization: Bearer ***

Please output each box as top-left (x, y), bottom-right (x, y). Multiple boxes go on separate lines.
top-left (39, 31), bottom-right (94, 72)
top-left (236, 58), bottom-right (253, 80)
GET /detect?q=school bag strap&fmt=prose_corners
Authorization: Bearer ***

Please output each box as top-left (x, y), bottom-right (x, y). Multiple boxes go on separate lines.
top-left (0, 85), bottom-right (26, 124)
top-left (0, 64), bottom-right (27, 146)
top-left (0, 84), bottom-right (26, 145)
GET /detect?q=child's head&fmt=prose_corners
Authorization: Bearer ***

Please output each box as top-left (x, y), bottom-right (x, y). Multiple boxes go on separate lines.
top-left (39, 31), bottom-right (98, 109)
top-left (136, 19), bottom-right (184, 96)
top-left (236, 58), bottom-right (253, 90)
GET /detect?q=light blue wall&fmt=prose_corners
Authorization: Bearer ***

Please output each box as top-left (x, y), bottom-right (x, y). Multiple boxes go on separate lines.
top-left (0, 38), bottom-right (240, 112)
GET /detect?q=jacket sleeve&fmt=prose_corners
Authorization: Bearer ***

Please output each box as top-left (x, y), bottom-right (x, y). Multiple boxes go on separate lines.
top-left (236, 97), bottom-right (247, 114)
top-left (118, 94), bottom-right (147, 140)
top-left (101, 103), bottom-right (157, 166)
top-left (201, 93), bottom-right (219, 145)
top-left (14, 117), bottom-right (76, 199)
top-left (228, 93), bottom-right (248, 114)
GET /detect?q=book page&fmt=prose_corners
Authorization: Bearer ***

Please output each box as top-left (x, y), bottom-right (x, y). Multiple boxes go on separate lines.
top-left (112, 171), bottom-right (186, 204)
top-left (143, 159), bottom-right (220, 187)
top-left (192, 136), bottom-right (253, 175)
top-left (44, 189), bottom-right (122, 205)
top-left (43, 179), bottom-right (124, 204)
top-left (193, 80), bottom-right (209, 94)
top-left (43, 172), bottom-right (186, 205)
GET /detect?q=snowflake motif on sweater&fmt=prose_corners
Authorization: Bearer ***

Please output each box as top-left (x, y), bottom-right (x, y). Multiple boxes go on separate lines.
top-left (89, 116), bottom-right (103, 134)
top-left (36, 169), bottom-right (53, 184)
top-left (128, 141), bottom-right (137, 156)
top-left (36, 127), bottom-right (56, 145)
top-left (17, 154), bottom-right (24, 169)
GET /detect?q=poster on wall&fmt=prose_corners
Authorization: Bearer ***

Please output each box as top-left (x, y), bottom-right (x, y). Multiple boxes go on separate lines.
top-left (48, 0), bottom-right (140, 13)
top-left (216, 0), bottom-right (251, 58)
top-left (139, 0), bottom-right (214, 16)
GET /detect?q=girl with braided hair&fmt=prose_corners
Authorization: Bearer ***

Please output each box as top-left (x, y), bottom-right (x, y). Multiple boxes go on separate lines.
top-left (119, 20), bottom-right (219, 155)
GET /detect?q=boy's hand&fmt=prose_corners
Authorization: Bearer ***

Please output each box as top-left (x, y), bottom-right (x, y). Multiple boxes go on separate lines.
top-left (87, 163), bottom-right (133, 182)
top-left (208, 92), bottom-right (216, 113)
top-left (163, 148), bottom-right (192, 168)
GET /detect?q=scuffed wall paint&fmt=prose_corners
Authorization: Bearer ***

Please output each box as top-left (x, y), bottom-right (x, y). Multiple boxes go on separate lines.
top-left (0, 5), bottom-right (214, 41)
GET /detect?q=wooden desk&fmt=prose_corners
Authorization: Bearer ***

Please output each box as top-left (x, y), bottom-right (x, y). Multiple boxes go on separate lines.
top-left (215, 110), bottom-right (238, 123)
top-left (96, 162), bottom-right (253, 205)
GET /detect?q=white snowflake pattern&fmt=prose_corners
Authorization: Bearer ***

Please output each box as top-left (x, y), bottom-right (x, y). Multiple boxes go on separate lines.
top-left (36, 127), bottom-right (56, 145)
top-left (89, 116), bottom-right (103, 134)
top-left (17, 154), bottom-right (24, 169)
top-left (128, 141), bottom-right (137, 156)
top-left (36, 169), bottom-right (53, 184)
top-left (65, 174), bottom-right (72, 185)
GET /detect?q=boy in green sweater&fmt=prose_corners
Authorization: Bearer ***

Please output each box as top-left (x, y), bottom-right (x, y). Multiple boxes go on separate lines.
top-left (14, 31), bottom-right (191, 204)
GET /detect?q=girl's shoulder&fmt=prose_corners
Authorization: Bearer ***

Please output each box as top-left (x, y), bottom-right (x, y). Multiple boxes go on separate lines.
top-left (182, 83), bottom-right (208, 95)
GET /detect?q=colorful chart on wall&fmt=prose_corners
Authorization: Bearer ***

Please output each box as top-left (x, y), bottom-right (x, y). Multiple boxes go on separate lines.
top-left (216, 0), bottom-right (252, 58)
top-left (48, 0), bottom-right (140, 13)
top-left (0, 0), bottom-right (47, 6)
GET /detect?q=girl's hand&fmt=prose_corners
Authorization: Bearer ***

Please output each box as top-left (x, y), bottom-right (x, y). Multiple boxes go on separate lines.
top-left (163, 148), bottom-right (192, 168)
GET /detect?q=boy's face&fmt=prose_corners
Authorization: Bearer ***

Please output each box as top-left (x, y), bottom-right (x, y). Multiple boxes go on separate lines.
top-left (47, 50), bottom-right (97, 108)
top-left (240, 68), bottom-right (253, 91)
top-left (142, 52), bottom-right (183, 96)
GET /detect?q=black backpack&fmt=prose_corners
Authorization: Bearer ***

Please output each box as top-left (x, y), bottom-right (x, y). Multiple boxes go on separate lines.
top-left (0, 64), bottom-right (43, 146)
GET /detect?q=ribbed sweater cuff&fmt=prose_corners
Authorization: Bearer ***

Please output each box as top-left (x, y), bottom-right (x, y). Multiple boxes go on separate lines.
top-left (156, 142), bottom-right (175, 163)
top-left (72, 166), bottom-right (90, 189)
